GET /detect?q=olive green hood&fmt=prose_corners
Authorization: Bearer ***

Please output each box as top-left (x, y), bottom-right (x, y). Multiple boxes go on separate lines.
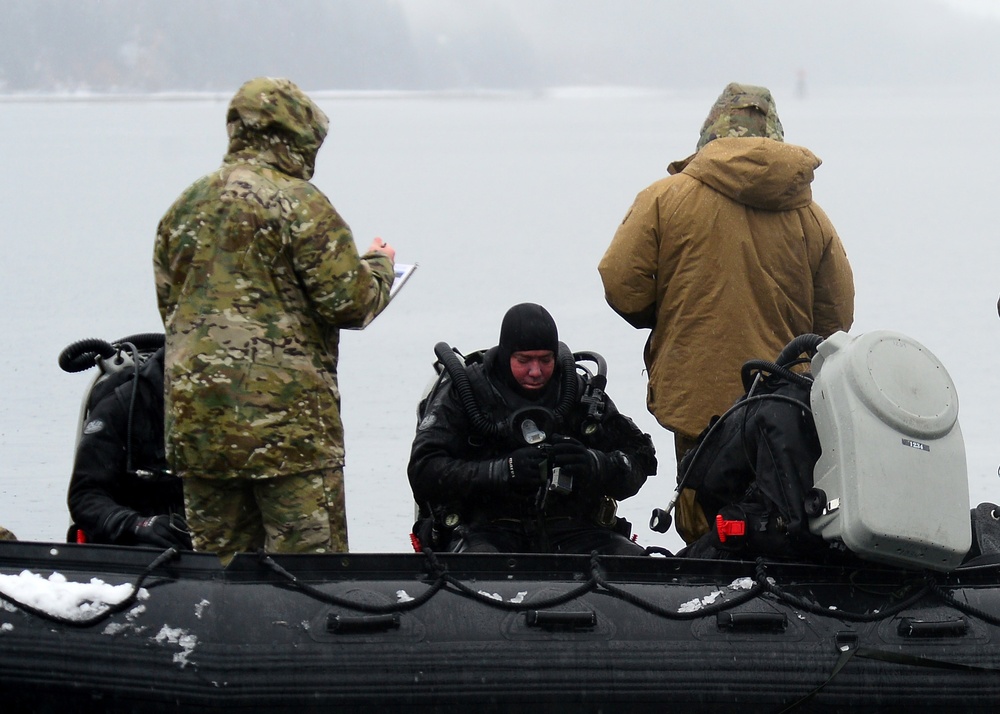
top-left (224, 76), bottom-right (329, 180)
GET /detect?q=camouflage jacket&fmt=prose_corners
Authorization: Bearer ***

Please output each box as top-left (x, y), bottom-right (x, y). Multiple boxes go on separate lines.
top-left (154, 78), bottom-right (394, 479)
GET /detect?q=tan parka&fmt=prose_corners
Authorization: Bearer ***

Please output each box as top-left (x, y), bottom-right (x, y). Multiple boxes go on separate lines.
top-left (599, 136), bottom-right (854, 440)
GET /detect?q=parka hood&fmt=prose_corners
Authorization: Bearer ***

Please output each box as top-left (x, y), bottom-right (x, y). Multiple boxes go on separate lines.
top-left (224, 77), bottom-right (329, 180)
top-left (671, 137), bottom-right (821, 211)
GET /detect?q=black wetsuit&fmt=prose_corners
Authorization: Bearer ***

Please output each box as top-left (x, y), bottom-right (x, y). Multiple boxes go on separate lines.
top-left (408, 347), bottom-right (656, 554)
top-left (67, 348), bottom-right (188, 546)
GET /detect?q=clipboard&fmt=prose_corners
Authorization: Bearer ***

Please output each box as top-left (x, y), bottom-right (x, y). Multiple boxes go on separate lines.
top-left (390, 262), bottom-right (418, 300)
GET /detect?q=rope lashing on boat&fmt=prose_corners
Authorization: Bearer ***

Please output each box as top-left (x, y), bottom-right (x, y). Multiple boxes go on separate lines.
top-left (926, 577), bottom-right (1000, 627)
top-left (589, 557), bottom-right (768, 620)
top-left (256, 549), bottom-right (448, 615)
top-left (757, 559), bottom-right (932, 623)
top-left (258, 550), bottom-right (1000, 631)
top-left (0, 546), bottom-right (180, 628)
top-left (252, 551), bottom-right (844, 623)
top-left (257, 548), bottom-right (598, 614)
top-left (5, 547), bottom-right (998, 632)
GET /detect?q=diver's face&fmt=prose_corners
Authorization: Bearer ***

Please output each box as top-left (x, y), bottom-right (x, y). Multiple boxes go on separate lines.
top-left (509, 350), bottom-right (555, 390)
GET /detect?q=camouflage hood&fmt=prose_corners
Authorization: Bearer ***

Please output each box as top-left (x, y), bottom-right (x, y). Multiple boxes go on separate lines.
top-left (224, 77), bottom-right (329, 180)
top-left (696, 82), bottom-right (784, 151)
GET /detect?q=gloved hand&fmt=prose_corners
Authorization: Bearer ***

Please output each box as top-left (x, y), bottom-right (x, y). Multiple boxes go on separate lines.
top-left (549, 442), bottom-right (605, 481)
top-left (506, 446), bottom-right (549, 491)
top-left (132, 515), bottom-right (192, 550)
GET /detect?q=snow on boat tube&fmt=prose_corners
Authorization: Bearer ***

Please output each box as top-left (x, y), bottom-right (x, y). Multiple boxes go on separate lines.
top-left (2, 540), bottom-right (1000, 712)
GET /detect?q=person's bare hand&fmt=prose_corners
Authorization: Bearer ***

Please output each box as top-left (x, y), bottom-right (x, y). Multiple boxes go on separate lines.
top-left (368, 237), bottom-right (396, 261)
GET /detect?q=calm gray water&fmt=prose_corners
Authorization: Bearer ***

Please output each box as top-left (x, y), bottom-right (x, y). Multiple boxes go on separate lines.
top-left (2, 85), bottom-right (999, 554)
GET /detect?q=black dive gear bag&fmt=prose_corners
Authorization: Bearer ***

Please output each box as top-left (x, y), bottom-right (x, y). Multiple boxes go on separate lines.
top-left (681, 334), bottom-right (837, 561)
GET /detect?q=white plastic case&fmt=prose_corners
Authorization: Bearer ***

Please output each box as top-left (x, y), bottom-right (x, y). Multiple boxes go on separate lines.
top-left (809, 330), bottom-right (970, 571)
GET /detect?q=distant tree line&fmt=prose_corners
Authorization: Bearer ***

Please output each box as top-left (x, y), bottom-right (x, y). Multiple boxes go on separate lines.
top-left (0, 0), bottom-right (538, 93)
top-left (3, 0), bottom-right (999, 94)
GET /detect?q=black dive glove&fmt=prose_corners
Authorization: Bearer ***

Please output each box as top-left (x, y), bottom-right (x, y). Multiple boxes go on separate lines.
top-left (549, 443), bottom-right (633, 488)
top-left (549, 442), bottom-right (605, 480)
top-left (132, 515), bottom-right (192, 550)
top-left (477, 446), bottom-right (548, 493)
top-left (507, 446), bottom-right (549, 491)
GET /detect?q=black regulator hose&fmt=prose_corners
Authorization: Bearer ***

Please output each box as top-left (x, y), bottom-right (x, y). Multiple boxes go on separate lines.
top-left (58, 333), bottom-right (165, 373)
top-left (739, 334), bottom-right (825, 392)
top-left (58, 339), bottom-right (118, 373)
top-left (573, 351), bottom-right (608, 388)
top-left (554, 342), bottom-right (579, 420)
top-left (776, 333), bottom-right (824, 367)
top-left (740, 359), bottom-right (814, 393)
top-left (434, 342), bottom-right (503, 438)
top-left (114, 333), bottom-right (165, 353)
top-left (432, 341), bottom-right (582, 439)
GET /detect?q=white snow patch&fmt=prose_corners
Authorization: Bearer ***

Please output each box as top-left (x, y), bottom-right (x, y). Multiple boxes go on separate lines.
top-left (1, 622), bottom-right (12, 632)
top-left (0, 570), bottom-right (148, 621)
top-left (478, 591), bottom-right (502, 601)
top-left (509, 591), bottom-right (528, 604)
top-left (154, 624), bottom-right (198, 667)
top-left (102, 622), bottom-right (129, 635)
top-left (702, 590), bottom-right (723, 605)
top-left (194, 599), bottom-right (210, 619)
top-left (729, 577), bottom-right (754, 591)
top-left (677, 578), bottom-right (760, 613)
top-left (396, 590), bottom-right (414, 603)
top-left (678, 597), bottom-right (707, 613)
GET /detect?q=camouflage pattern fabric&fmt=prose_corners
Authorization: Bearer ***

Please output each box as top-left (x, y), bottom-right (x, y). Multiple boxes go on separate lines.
top-left (154, 76), bottom-right (394, 481)
top-left (0, 526), bottom-right (16, 541)
top-left (183, 466), bottom-right (347, 564)
top-left (696, 82), bottom-right (784, 150)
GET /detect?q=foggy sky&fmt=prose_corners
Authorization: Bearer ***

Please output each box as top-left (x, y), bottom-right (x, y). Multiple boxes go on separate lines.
top-left (2, 0), bottom-right (999, 94)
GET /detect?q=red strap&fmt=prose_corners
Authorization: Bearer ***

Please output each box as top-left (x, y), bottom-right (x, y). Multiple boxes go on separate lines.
top-left (409, 532), bottom-right (422, 553)
top-left (716, 515), bottom-right (746, 543)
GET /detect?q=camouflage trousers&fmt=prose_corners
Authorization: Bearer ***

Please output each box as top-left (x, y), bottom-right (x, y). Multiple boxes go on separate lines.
top-left (182, 467), bottom-right (347, 565)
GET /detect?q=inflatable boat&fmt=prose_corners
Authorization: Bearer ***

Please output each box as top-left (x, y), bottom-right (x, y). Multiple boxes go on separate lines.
top-left (3, 538), bottom-right (1000, 713)
top-left (3, 328), bottom-right (996, 711)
